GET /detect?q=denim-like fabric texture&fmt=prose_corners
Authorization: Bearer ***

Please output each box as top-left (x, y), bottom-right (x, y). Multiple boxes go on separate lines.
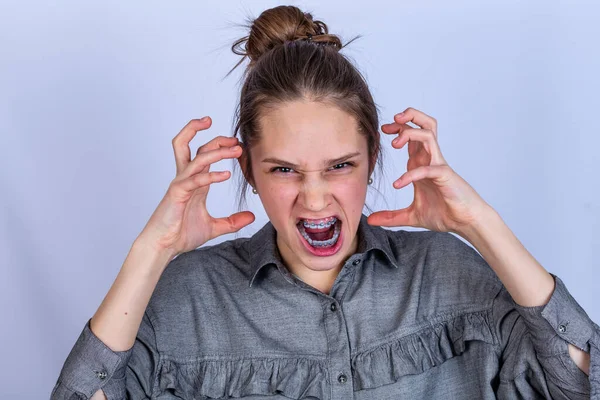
top-left (51, 214), bottom-right (599, 399)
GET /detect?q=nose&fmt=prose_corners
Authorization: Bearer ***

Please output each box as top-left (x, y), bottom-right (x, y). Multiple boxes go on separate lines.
top-left (299, 177), bottom-right (331, 213)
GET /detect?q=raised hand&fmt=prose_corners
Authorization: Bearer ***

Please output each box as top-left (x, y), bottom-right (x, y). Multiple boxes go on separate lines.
top-left (137, 117), bottom-right (255, 256)
top-left (367, 107), bottom-right (490, 234)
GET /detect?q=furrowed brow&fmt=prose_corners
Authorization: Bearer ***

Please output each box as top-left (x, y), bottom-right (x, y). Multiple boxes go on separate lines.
top-left (262, 152), bottom-right (361, 169)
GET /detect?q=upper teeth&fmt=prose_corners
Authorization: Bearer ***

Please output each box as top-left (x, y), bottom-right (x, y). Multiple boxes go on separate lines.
top-left (302, 217), bottom-right (337, 229)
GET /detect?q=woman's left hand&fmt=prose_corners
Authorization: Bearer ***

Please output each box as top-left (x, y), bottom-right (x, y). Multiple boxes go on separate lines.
top-left (367, 107), bottom-right (491, 234)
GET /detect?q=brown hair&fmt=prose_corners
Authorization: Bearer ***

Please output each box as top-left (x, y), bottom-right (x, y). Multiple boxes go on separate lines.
top-left (228, 5), bottom-right (385, 213)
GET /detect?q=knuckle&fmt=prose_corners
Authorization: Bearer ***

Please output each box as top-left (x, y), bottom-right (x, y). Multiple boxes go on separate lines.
top-left (189, 118), bottom-right (204, 126)
top-left (440, 165), bottom-right (452, 174)
top-left (195, 173), bottom-right (208, 183)
top-left (220, 146), bottom-right (233, 155)
top-left (187, 173), bottom-right (207, 188)
top-left (227, 217), bottom-right (237, 231)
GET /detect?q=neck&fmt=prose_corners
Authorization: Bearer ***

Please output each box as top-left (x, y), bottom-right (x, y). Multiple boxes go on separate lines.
top-left (292, 264), bottom-right (342, 295)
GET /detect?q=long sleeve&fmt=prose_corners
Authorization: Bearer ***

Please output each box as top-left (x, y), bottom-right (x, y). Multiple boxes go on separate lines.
top-left (495, 274), bottom-right (600, 399)
top-left (51, 310), bottom-right (159, 399)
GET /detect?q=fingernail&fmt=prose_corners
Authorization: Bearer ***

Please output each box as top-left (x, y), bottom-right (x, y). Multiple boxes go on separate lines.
top-left (395, 112), bottom-right (405, 119)
top-left (393, 137), bottom-right (400, 145)
top-left (200, 116), bottom-right (209, 122)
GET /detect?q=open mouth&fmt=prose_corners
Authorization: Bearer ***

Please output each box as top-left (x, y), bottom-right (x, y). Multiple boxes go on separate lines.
top-left (295, 217), bottom-right (343, 256)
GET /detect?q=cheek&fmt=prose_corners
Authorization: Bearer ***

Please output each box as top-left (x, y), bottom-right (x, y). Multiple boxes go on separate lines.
top-left (331, 180), bottom-right (368, 208)
top-left (263, 184), bottom-right (296, 208)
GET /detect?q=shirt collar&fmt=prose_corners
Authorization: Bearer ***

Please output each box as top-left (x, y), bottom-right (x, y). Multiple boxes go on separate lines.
top-left (247, 213), bottom-right (400, 287)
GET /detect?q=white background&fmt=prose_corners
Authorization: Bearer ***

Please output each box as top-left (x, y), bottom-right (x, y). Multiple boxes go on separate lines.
top-left (1, 0), bottom-right (598, 398)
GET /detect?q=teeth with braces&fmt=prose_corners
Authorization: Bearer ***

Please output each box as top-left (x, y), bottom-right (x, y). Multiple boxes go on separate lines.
top-left (302, 217), bottom-right (337, 229)
top-left (299, 220), bottom-right (341, 248)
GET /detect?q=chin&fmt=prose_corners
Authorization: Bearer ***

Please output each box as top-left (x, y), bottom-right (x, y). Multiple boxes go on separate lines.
top-left (300, 253), bottom-right (345, 271)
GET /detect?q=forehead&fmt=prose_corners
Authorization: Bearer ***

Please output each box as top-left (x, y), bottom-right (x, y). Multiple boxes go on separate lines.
top-left (254, 100), bottom-right (366, 162)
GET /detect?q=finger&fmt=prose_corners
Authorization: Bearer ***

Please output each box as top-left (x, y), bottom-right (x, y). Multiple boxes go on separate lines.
top-left (196, 135), bottom-right (239, 157)
top-left (368, 208), bottom-right (417, 227)
top-left (172, 117), bottom-right (212, 175)
top-left (382, 122), bottom-right (424, 157)
top-left (393, 108), bottom-right (438, 136)
top-left (181, 145), bottom-right (243, 180)
top-left (210, 211), bottom-right (256, 237)
top-left (392, 165), bottom-right (450, 190)
top-left (381, 122), bottom-right (412, 135)
top-left (173, 170), bottom-right (231, 193)
top-left (391, 128), bottom-right (446, 165)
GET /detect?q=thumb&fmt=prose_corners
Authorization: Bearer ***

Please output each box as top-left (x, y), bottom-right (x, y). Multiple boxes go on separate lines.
top-left (367, 208), bottom-right (415, 227)
top-left (211, 211), bottom-right (256, 237)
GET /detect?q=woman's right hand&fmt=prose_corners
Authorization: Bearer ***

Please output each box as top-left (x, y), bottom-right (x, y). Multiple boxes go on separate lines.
top-left (136, 116), bottom-right (255, 257)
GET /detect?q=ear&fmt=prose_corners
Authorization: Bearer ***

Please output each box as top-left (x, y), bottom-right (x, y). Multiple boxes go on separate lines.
top-left (238, 145), bottom-right (255, 188)
top-left (368, 159), bottom-right (376, 179)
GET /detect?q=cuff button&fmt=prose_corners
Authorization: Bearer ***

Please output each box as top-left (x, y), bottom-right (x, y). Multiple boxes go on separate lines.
top-left (558, 324), bottom-right (567, 333)
top-left (95, 370), bottom-right (107, 380)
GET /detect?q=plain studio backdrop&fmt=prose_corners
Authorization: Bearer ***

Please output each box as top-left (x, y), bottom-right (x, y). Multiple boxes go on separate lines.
top-left (1, 0), bottom-right (599, 398)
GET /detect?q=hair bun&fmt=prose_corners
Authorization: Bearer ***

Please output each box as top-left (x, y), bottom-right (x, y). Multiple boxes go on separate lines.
top-left (232, 6), bottom-right (342, 67)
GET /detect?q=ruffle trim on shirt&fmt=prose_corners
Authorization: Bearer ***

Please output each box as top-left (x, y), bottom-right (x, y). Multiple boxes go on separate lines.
top-left (351, 309), bottom-right (496, 390)
top-left (157, 356), bottom-right (327, 399)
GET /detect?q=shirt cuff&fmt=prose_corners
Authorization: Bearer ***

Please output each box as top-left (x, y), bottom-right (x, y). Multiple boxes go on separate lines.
top-left (54, 318), bottom-right (134, 399)
top-left (513, 274), bottom-right (596, 355)
top-left (591, 328), bottom-right (600, 400)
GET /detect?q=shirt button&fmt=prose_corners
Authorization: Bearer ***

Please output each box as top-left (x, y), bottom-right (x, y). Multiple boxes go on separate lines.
top-left (338, 373), bottom-right (348, 383)
top-left (95, 370), bottom-right (107, 380)
top-left (352, 259), bottom-right (361, 266)
top-left (558, 324), bottom-right (567, 333)
top-left (330, 303), bottom-right (337, 312)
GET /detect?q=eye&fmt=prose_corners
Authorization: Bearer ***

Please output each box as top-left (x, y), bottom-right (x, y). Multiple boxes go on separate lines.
top-left (270, 167), bottom-right (295, 174)
top-left (330, 162), bottom-right (353, 171)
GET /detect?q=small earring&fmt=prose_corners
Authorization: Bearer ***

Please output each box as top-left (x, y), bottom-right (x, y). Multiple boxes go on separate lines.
top-left (368, 177), bottom-right (373, 185)
top-left (252, 187), bottom-right (258, 194)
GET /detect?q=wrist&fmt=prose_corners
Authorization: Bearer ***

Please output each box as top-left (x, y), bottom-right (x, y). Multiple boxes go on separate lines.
top-left (130, 236), bottom-right (177, 274)
top-left (454, 204), bottom-right (500, 243)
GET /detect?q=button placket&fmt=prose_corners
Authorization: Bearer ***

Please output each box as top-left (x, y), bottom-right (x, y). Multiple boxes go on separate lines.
top-left (324, 299), bottom-right (353, 399)
top-left (329, 257), bottom-right (359, 301)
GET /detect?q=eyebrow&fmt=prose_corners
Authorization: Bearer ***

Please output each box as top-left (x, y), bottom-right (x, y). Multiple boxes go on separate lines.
top-left (261, 152), bottom-right (361, 169)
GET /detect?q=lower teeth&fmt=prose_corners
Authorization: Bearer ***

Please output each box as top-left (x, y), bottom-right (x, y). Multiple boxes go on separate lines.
top-left (299, 221), bottom-right (341, 248)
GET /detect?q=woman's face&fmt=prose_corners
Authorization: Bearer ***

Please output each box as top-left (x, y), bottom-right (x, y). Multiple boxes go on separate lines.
top-left (249, 100), bottom-right (371, 276)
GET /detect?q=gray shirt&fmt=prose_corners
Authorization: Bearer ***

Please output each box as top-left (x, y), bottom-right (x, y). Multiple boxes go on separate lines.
top-left (52, 214), bottom-right (600, 399)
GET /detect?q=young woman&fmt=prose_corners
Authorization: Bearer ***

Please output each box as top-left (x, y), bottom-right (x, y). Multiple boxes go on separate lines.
top-left (52, 5), bottom-right (598, 400)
